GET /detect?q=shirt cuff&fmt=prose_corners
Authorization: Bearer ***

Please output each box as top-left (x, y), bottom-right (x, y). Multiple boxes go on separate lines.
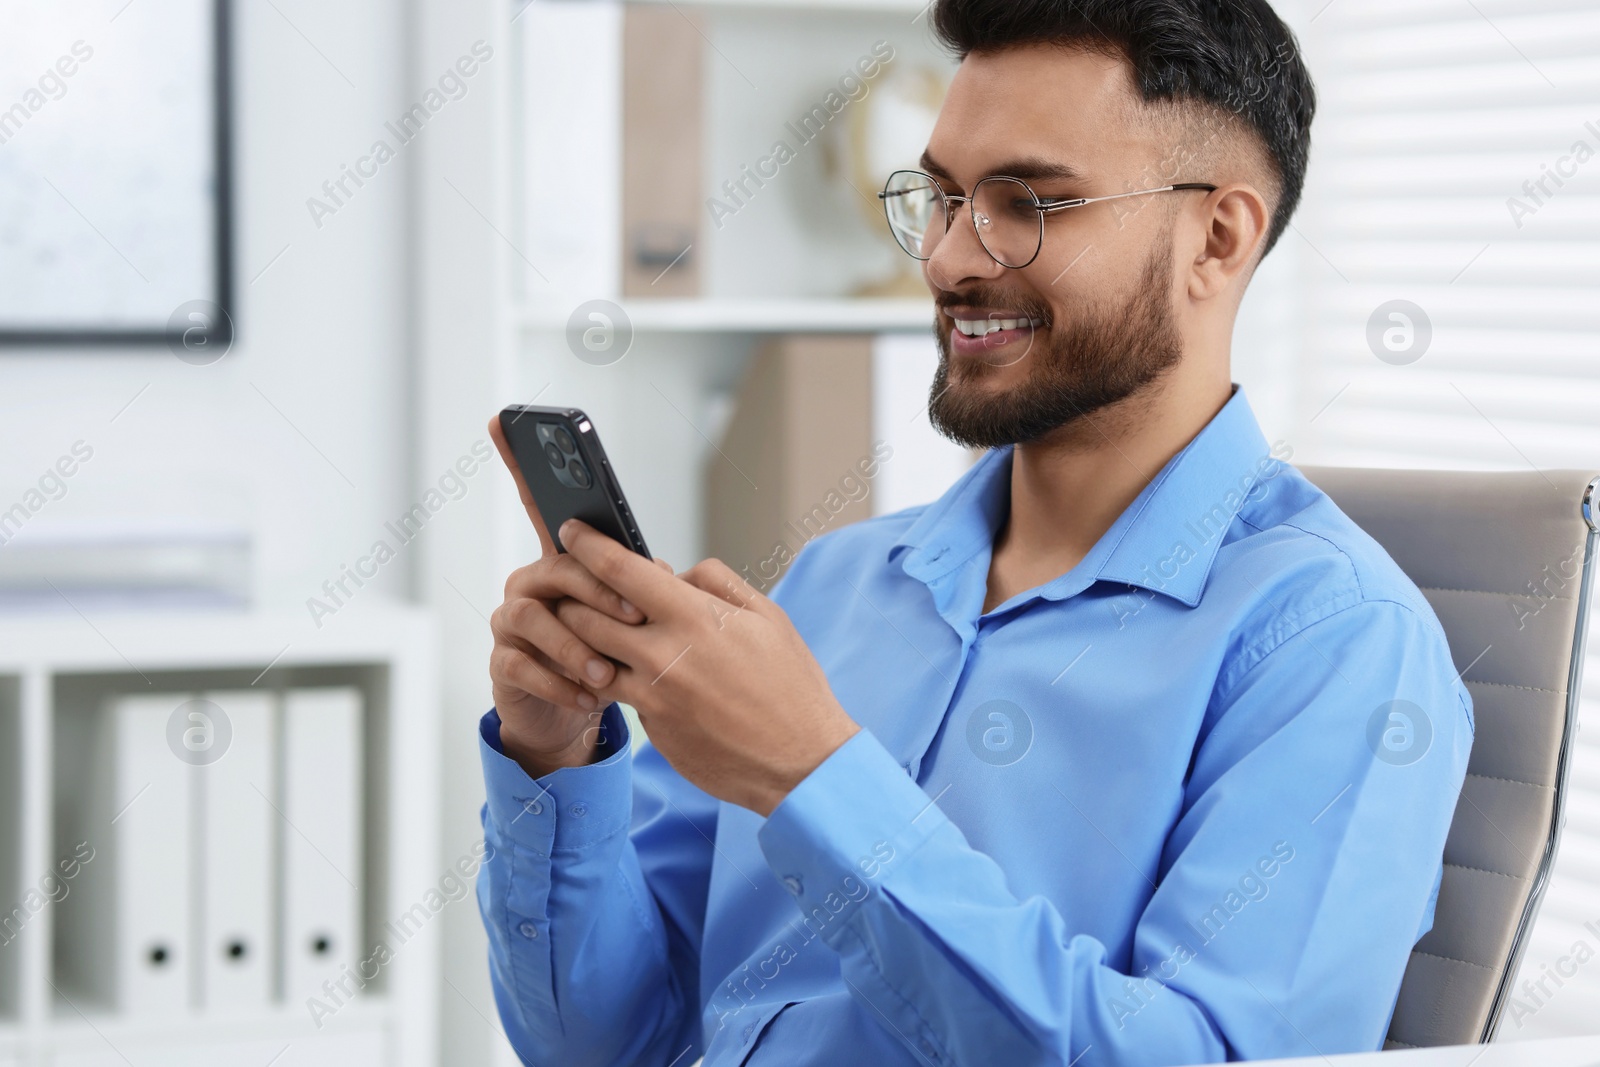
top-left (479, 702), bottom-right (635, 852)
top-left (756, 727), bottom-right (946, 931)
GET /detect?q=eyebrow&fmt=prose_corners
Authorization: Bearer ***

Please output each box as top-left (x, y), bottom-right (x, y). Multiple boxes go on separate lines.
top-left (919, 149), bottom-right (1089, 186)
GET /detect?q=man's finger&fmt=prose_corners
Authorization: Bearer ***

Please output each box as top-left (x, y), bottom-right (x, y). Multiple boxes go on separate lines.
top-left (555, 598), bottom-right (658, 674)
top-left (489, 413), bottom-right (557, 559)
top-left (491, 644), bottom-right (596, 712)
top-left (559, 519), bottom-right (687, 619)
top-left (678, 558), bottom-right (770, 613)
top-left (504, 555), bottom-right (643, 623)
top-left (492, 595), bottom-right (619, 690)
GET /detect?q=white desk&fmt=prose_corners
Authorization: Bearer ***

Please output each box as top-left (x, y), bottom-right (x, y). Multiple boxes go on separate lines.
top-left (1234, 1036), bottom-right (1600, 1067)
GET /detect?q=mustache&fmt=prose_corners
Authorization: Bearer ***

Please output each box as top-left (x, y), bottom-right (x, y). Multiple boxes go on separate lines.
top-left (934, 287), bottom-right (1053, 325)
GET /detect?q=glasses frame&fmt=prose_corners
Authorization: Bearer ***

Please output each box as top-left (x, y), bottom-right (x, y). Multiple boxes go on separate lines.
top-left (878, 169), bottom-right (1219, 269)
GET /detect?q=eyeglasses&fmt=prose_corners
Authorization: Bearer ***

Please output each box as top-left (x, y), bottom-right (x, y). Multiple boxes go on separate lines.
top-left (878, 169), bottom-right (1218, 269)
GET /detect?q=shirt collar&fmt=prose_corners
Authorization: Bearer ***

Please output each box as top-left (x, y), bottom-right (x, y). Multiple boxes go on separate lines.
top-left (888, 384), bottom-right (1277, 609)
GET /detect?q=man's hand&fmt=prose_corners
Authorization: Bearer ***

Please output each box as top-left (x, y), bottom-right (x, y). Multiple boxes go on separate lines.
top-left (552, 518), bottom-right (861, 817)
top-left (486, 415), bottom-right (669, 779)
top-left (490, 554), bottom-right (651, 778)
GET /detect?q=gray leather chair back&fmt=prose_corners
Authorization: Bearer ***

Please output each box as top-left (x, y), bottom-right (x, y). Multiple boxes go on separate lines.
top-left (1297, 467), bottom-right (1600, 1046)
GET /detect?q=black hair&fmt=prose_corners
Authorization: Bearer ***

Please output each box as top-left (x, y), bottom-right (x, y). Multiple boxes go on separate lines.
top-left (931, 0), bottom-right (1316, 258)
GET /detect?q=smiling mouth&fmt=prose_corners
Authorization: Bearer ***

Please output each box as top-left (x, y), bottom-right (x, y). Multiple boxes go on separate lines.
top-left (951, 317), bottom-right (1046, 337)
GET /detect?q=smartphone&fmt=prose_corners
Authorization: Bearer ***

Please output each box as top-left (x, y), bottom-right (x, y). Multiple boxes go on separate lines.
top-left (498, 405), bottom-right (651, 558)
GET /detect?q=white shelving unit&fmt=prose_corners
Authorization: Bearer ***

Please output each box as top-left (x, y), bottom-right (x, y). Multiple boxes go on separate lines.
top-left (505, 0), bottom-right (959, 576)
top-left (517, 296), bottom-right (934, 334)
top-left (0, 603), bottom-right (439, 1067)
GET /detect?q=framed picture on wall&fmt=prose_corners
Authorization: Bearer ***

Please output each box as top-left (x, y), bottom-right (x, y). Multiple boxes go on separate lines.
top-left (0, 0), bottom-right (232, 349)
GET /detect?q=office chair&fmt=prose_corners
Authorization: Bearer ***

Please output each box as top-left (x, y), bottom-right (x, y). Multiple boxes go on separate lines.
top-left (1297, 467), bottom-right (1600, 1047)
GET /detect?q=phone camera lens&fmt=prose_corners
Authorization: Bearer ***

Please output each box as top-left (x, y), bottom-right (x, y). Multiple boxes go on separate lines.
top-left (544, 442), bottom-right (566, 469)
top-left (552, 426), bottom-right (576, 453)
top-left (568, 458), bottom-right (592, 489)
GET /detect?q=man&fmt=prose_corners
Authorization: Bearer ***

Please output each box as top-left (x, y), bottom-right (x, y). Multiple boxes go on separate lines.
top-left (475, 0), bottom-right (1472, 1063)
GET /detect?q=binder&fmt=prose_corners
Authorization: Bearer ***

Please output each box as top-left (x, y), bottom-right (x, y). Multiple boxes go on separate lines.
top-left (195, 689), bottom-right (276, 1011)
top-left (101, 692), bottom-right (195, 1014)
top-left (621, 4), bottom-right (703, 297)
top-left (280, 687), bottom-right (364, 1003)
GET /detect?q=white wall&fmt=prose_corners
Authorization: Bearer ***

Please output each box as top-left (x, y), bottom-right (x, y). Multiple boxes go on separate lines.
top-left (405, 0), bottom-right (520, 1063)
top-left (0, 1), bottom-right (502, 1061)
top-left (0, 0), bottom-right (412, 618)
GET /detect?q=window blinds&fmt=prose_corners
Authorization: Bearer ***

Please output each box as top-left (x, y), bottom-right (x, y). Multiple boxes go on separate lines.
top-left (1294, 0), bottom-right (1600, 1037)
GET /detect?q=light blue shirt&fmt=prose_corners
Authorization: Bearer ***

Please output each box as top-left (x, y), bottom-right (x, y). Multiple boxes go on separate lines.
top-left (476, 384), bottom-right (1473, 1067)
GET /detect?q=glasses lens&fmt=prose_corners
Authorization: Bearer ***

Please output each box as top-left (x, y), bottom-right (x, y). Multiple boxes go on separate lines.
top-left (972, 177), bottom-right (1043, 268)
top-left (882, 171), bottom-right (945, 260)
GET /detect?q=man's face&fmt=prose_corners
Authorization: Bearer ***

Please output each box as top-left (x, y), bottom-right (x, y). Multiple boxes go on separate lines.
top-left (920, 44), bottom-right (1189, 449)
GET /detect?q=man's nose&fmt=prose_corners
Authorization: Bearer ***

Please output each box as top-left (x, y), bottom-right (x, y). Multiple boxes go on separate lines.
top-left (925, 201), bottom-right (1008, 292)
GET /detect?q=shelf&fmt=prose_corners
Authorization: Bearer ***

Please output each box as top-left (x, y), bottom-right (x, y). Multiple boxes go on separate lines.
top-left (518, 297), bottom-right (936, 334)
top-left (0, 601), bottom-right (430, 672)
top-left (44, 995), bottom-right (388, 1041)
top-left (0, 602), bottom-right (438, 1067)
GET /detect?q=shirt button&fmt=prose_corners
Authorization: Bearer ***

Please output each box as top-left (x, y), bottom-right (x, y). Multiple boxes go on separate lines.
top-left (919, 1037), bottom-right (939, 1060)
top-left (782, 875), bottom-right (803, 895)
top-left (743, 1023), bottom-right (754, 1042)
top-left (518, 920), bottom-right (539, 940)
top-left (569, 802), bottom-right (587, 818)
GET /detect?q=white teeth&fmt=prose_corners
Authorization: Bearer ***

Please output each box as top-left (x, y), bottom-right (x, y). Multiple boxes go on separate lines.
top-left (952, 317), bottom-right (1044, 337)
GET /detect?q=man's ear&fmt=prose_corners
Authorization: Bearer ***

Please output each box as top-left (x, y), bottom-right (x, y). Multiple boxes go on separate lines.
top-left (1188, 183), bottom-right (1270, 301)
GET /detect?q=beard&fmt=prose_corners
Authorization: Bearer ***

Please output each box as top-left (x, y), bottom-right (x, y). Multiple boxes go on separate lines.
top-left (927, 242), bottom-right (1184, 450)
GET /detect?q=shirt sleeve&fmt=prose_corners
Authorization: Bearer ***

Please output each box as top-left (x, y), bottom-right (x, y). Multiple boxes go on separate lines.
top-left (755, 598), bottom-right (1473, 1066)
top-left (477, 701), bottom-right (720, 1067)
